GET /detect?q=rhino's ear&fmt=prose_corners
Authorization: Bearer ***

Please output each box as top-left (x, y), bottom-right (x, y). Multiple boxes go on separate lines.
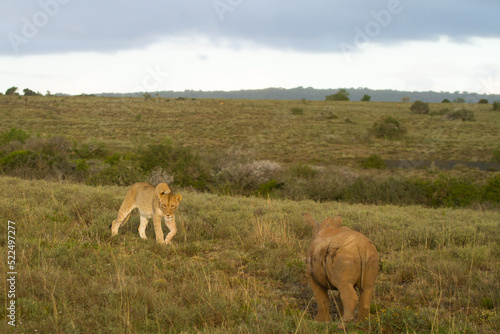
top-left (323, 216), bottom-right (342, 229)
top-left (303, 213), bottom-right (319, 230)
top-left (155, 183), bottom-right (171, 198)
top-left (332, 215), bottom-right (343, 228)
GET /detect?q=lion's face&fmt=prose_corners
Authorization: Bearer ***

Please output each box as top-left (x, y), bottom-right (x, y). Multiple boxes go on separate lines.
top-left (158, 193), bottom-right (182, 219)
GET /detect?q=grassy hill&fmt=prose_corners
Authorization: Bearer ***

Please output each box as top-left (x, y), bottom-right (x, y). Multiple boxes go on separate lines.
top-left (0, 176), bottom-right (499, 333)
top-left (1, 95), bottom-right (499, 163)
top-left (0, 95), bottom-right (499, 332)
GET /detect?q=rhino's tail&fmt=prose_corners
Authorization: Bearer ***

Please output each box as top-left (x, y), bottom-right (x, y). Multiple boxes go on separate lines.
top-left (357, 243), bottom-right (379, 320)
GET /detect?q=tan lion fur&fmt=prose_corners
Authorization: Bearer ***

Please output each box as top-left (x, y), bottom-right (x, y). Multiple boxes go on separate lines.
top-left (111, 182), bottom-right (182, 244)
top-left (303, 213), bottom-right (379, 324)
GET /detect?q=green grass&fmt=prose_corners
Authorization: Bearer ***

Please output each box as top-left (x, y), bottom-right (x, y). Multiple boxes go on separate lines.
top-left (0, 176), bottom-right (498, 333)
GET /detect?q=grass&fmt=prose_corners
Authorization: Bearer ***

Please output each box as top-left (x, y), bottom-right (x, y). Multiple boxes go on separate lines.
top-left (1, 96), bottom-right (499, 165)
top-left (0, 176), bottom-right (499, 333)
top-left (0, 95), bottom-right (498, 332)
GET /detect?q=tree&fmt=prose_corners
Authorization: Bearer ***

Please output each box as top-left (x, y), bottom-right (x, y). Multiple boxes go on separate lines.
top-left (325, 89), bottom-right (350, 101)
top-left (453, 98), bottom-right (465, 103)
top-left (478, 99), bottom-right (488, 104)
top-left (5, 86), bottom-right (18, 95)
top-left (441, 98), bottom-right (451, 103)
top-left (23, 88), bottom-right (42, 96)
top-left (361, 94), bottom-right (371, 102)
top-left (401, 96), bottom-right (410, 103)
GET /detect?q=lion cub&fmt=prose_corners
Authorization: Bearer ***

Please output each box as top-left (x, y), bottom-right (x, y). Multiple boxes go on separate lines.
top-left (111, 182), bottom-right (182, 244)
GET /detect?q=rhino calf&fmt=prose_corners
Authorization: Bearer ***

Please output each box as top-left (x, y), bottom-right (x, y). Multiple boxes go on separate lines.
top-left (303, 213), bottom-right (379, 323)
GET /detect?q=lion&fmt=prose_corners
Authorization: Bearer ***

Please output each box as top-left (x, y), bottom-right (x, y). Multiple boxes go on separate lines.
top-left (303, 213), bottom-right (379, 325)
top-left (110, 182), bottom-right (182, 244)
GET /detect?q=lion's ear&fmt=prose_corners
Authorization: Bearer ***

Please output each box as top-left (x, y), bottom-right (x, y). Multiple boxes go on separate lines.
top-left (175, 194), bottom-right (182, 202)
top-left (155, 183), bottom-right (171, 197)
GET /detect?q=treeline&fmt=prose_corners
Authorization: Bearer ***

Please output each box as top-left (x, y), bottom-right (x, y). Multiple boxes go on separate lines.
top-left (1, 128), bottom-right (498, 209)
top-left (99, 87), bottom-right (500, 103)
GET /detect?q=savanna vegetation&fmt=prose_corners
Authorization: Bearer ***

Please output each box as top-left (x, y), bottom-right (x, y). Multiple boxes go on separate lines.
top-left (0, 95), bottom-right (499, 333)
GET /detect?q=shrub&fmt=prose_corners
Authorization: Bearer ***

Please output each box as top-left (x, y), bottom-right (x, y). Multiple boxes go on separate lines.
top-left (217, 159), bottom-right (281, 194)
top-left (86, 159), bottom-right (143, 186)
top-left (288, 164), bottom-right (318, 179)
top-left (74, 139), bottom-right (108, 159)
top-left (361, 154), bottom-right (386, 169)
top-left (443, 108), bottom-right (474, 121)
top-left (426, 175), bottom-right (481, 208)
top-left (492, 149), bottom-right (500, 162)
top-left (361, 94), bottom-right (371, 101)
top-left (0, 128), bottom-right (30, 146)
top-left (441, 98), bottom-right (451, 103)
top-left (290, 107), bottom-right (304, 115)
top-left (482, 174), bottom-right (500, 203)
top-left (493, 101), bottom-right (500, 111)
top-left (137, 139), bottom-right (211, 190)
top-left (478, 99), bottom-right (488, 104)
top-left (410, 100), bottom-right (430, 114)
top-left (370, 116), bottom-right (407, 140)
top-left (256, 179), bottom-right (284, 197)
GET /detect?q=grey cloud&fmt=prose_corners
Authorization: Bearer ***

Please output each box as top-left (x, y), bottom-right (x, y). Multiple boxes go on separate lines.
top-left (1, 0), bottom-right (498, 56)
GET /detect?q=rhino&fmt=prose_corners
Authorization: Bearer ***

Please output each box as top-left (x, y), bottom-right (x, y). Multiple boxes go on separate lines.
top-left (303, 213), bottom-right (379, 324)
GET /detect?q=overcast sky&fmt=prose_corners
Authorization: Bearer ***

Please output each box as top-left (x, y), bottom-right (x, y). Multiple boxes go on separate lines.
top-left (1, 0), bottom-right (499, 95)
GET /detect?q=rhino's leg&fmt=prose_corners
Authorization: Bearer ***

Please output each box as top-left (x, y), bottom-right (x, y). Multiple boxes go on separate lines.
top-left (337, 283), bottom-right (358, 322)
top-left (358, 286), bottom-right (374, 320)
top-left (308, 276), bottom-right (331, 322)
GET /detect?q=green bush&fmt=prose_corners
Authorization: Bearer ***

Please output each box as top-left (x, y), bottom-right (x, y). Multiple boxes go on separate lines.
top-left (74, 139), bottom-right (108, 159)
top-left (86, 159), bottom-right (143, 187)
top-left (427, 175), bottom-right (481, 208)
top-left (483, 174), bottom-right (500, 203)
top-left (290, 107), bottom-right (304, 115)
top-left (137, 139), bottom-right (211, 190)
top-left (256, 179), bottom-right (284, 197)
top-left (493, 101), bottom-right (500, 111)
top-left (444, 108), bottom-right (475, 121)
top-left (342, 177), bottom-right (428, 206)
top-left (492, 149), bottom-right (500, 162)
top-left (288, 164), bottom-right (317, 179)
top-left (370, 116), bottom-right (407, 140)
top-left (410, 100), bottom-right (430, 114)
top-left (361, 154), bottom-right (386, 169)
top-left (0, 128), bottom-right (30, 145)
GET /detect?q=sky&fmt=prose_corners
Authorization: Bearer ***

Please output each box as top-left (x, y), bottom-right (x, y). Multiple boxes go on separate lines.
top-left (1, 0), bottom-right (500, 95)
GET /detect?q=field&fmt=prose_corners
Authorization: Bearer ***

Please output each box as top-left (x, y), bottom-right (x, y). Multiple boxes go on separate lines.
top-left (0, 96), bottom-right (499, 333)
top-left (1, 96), bottom-right (499, 164)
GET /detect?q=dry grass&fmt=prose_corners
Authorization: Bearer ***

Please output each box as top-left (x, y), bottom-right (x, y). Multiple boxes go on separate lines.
top-left (0, 176), bottom-right (498, 333)
top-left (1, 96), bottom-right (499, 165)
